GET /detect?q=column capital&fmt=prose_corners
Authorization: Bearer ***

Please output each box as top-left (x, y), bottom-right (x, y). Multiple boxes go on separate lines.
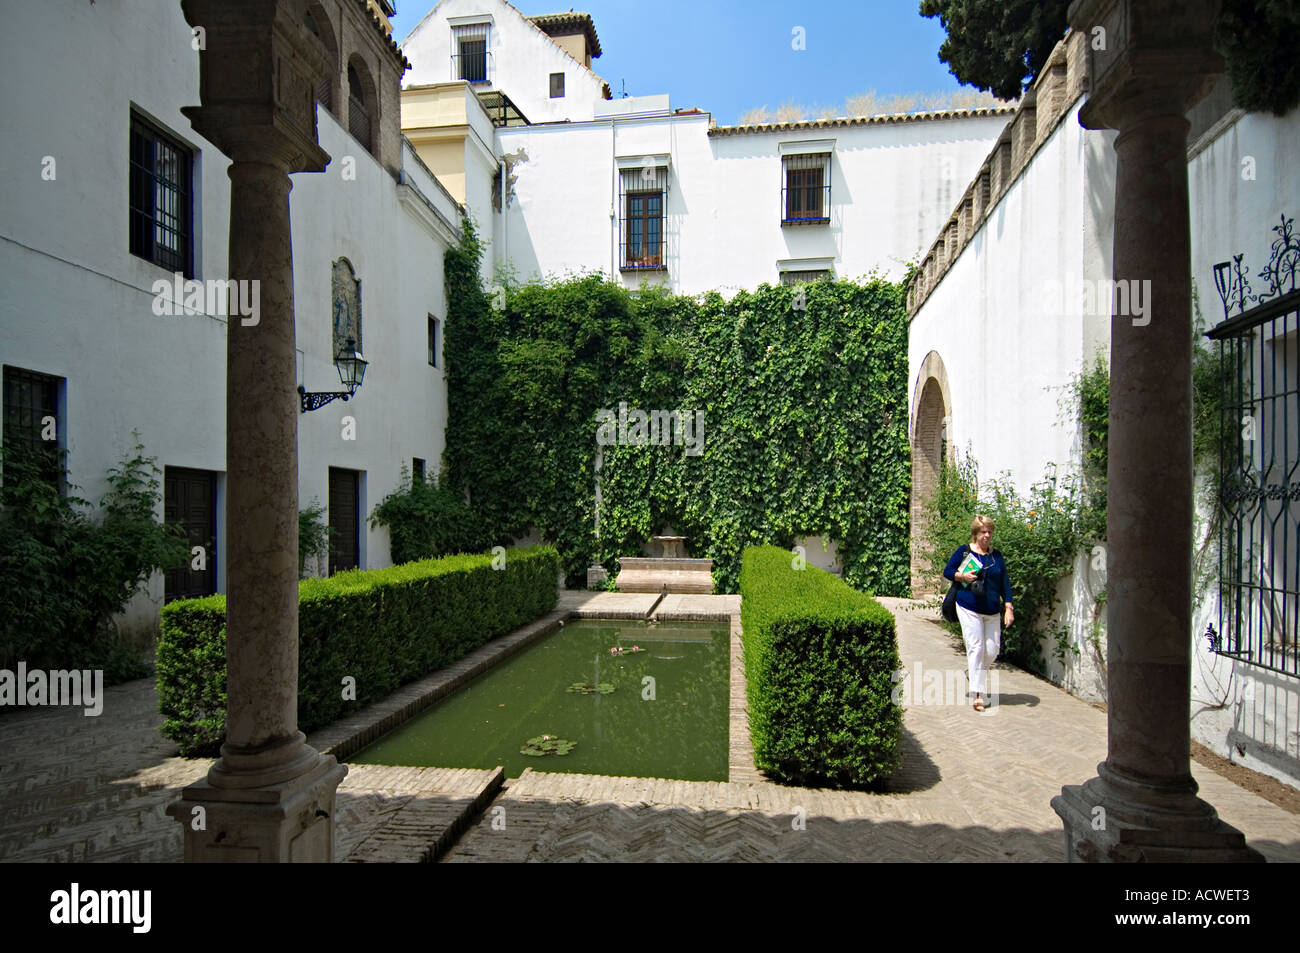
top-left (1068, 0), bottom-right (1224, 130)
top-left (181, 0), bottom-right (331, 172)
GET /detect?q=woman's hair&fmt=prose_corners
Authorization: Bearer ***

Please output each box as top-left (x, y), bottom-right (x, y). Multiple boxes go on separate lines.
top-left (970, 514), bottom-right (995, 540)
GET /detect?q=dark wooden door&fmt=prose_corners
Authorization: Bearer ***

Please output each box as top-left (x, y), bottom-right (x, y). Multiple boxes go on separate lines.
top-left (328, 467), bottom-right (359, 575)
top-left (164, 466), bottom-right (217, 602)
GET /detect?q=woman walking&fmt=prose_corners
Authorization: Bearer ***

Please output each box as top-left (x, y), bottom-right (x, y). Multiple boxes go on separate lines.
top-left (943, 515), bottom-right (1014, 712)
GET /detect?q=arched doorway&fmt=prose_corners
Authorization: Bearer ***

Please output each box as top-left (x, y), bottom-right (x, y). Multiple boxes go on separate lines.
top-left (910, 351), bottom-right (952, 594)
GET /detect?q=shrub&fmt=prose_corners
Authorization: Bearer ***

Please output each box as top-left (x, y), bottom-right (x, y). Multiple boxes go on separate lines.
top-left (0, 438), bottom-right (190, 682)
top-left (157, 545), bottom-right (560, 756)
top-left (368, 466), bottom-right (490, 565)
top-left (921, 453), bottom-right (1082, 671)
top-left (298, 499), bottom-right (332, 578)
top-left (739, 545), bottom-right (903, 788)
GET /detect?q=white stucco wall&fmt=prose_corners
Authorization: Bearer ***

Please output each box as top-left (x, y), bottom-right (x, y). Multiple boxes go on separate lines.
top-left (402, 0), bottom-right (608, 124)
top-left (908, 100), bottom-right (1116, 494)
top-left (495, 107), bottom-right (1008, 294)
top-left (907, 99), bottom-right (1116, 702)
top-left (1186, 105), bottom-right (1300, 788)
top-left (0, 0), bottom-right (452, 631)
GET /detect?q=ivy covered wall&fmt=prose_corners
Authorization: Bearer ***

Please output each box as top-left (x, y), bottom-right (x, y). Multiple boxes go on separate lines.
top-left (441, 221), bottom-right (912, 595)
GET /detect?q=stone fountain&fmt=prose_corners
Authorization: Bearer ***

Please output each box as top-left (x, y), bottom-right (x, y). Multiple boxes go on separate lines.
top-left (614, 535), bottom-right (714, 594)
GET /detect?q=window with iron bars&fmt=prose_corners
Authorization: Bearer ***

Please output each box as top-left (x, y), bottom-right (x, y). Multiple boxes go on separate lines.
top-left (780, 269), bottom-right (831, 285)
top-left (619, 166), bottom-right (668, 271)
top-left (1206, 213), bottom-right (1300, 678)
top-left (781, 153), bottom-right (831, 225)
top-left (452, 23), bottom-right (491, 84)
top-left (2, 365), bottom-right (65, 493)
top-left (129, 113), bottom-right (193, 276)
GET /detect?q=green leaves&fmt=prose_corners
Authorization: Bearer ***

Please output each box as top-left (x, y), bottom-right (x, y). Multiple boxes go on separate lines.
top-left (0, 437), bottom-right (189, 679)
top-left (520, 734), bottom-right (577, 756)
top-left (443, 224), bottom-right (912, 595)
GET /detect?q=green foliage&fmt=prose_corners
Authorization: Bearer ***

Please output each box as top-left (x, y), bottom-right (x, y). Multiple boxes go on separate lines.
top-left (566, 682), bottom-right (615, 694)
top-left (1215, 0), bottom-right (1300, 116)
top-left (0, 438), bottom-right (190, 683)
top-left (1069, 351), bottom-right (1109, 544)
top-left (298, 499), bottom-right (331, 578)
top-left (156, 545), bottom-right (560, 756)
top-left (520, 734), bottom-right (576, 756)
top-left (739, 545), bottom-right (903, 788)
top-left (921, 454), bottom-right (1081, 671)
top-left (922, 0), bottom-right (1300, 114)
top-left (443, 219), bottom-right (913, 595)
top-left (368, 466), bottom-right (489, 565)
top-left (919, 0), bottom-right (1070, 100)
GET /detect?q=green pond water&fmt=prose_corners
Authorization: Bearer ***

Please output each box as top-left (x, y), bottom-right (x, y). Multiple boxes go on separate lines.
top-left (351, 619), bottom-right (731, 781)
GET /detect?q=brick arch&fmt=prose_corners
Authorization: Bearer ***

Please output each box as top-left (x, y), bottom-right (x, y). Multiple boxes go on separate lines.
top-left (304, 3), bottom-right (340, 116)
top-left (910, 350), bottom-right (953, 594)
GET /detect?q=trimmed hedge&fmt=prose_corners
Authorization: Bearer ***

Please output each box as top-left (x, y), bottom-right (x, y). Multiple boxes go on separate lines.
top-left (158, 545), bottom-right (560, 756)
top-left (739, 545), bottom-right (903, 788)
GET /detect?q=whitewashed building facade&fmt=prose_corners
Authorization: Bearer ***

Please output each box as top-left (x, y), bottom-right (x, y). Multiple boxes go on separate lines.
top-left (0, 0), bottom-right (461, 629)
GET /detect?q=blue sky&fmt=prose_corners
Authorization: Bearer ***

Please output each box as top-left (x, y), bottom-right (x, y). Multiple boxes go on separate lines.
top-left (391, 1), bottom-right (981, 125)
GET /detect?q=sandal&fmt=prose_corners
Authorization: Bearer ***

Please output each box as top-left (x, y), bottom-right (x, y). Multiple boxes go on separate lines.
top-left (973, 698), bottom-right (986, 712)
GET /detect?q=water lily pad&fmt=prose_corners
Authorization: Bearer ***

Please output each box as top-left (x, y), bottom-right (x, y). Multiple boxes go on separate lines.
top-left (567, 682), bottom-right (615, 694)
top-left (520, 734), bottom-right (577, 757)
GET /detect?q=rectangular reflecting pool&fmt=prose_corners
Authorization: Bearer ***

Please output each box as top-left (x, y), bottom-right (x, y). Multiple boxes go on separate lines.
top-left (351, 619), bottom-right (731, 781)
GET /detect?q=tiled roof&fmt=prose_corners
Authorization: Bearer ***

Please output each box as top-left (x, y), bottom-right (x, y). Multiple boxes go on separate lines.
top-left (528, 11), bottom-right (602, 58)
top-left (708, 106), bottom-right (1016, 137)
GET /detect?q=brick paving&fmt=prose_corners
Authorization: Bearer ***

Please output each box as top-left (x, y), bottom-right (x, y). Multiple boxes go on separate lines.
top-left (3, 592), bottom-right (1298, 863)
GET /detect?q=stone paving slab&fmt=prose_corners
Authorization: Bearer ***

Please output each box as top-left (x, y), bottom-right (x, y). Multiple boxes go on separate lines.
top-left (653, 594), bottom-right (741, 621)
top-left (557, 590), bottom-right (661, 619)
top-left (335, 765), bottom-right (504, 862)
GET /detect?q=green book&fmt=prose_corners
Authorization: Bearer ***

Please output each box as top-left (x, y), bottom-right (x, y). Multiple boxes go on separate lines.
top-left (958, 552), bottom-right (983, 582)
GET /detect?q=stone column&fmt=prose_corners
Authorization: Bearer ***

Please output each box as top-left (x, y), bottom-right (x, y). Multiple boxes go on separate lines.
top-left (165, 0), bottom-right (346, 862)
top-left (1052, 0), bottom-right (1262, 862)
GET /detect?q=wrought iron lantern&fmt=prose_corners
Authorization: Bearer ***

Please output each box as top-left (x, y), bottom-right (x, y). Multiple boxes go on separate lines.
top-left (299, 337), bottom-right (367, 412)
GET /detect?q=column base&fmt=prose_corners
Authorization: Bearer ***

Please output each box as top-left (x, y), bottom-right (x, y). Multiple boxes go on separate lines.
top-left (1051, 761), bottom-right (1265, 862)
top-left (166, 739), bottom-right (347, 863)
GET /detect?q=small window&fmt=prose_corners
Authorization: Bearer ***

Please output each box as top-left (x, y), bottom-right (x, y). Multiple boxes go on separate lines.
top-left (452, 23), bottom-right (490, 84)
top-left (781, 153), bottom-right (831, 225)
top-left (619, 165), bottom-right (668, 272)
top-left (428, 316), bottom-right (438, 367)
top-left (412, 458), bottom-right (426, 483)
top-left (2, 365), bottom-right (65, 491)
top-left (550, 72), bottom-right (565, 98)
top-left (129, 113), bottom-right (194, 276)
top-left (780, 269), bottom-right (831, 285)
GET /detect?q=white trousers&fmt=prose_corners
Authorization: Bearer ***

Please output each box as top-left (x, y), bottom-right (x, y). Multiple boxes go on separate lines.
top-left (956, 604), bottom-right (1000, 696)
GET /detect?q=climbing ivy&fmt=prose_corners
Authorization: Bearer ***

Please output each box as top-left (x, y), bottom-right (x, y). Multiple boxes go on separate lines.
top-left (440, 218), bottom-right (912, 595)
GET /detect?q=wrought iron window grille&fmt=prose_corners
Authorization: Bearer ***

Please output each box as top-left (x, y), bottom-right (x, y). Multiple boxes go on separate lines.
top-left (780, 153), bottom-right (831, 225)
top-left (129, 114), bottom-right (193, 277)
top-left (1207, 213), bottom-right (1300, 677)
top-left (618, 165), bottom-right (669, 272)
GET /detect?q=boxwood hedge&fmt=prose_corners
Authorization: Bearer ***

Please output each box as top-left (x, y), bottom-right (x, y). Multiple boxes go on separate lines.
top-left (739, 544), bottom-right (903, 788)
top-left (157, 545), bottom-right (559, 756)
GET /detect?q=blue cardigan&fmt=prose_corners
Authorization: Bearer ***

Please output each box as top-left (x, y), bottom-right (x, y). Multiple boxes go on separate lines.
top-left (943, 545), bottom-right (1014, 615)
